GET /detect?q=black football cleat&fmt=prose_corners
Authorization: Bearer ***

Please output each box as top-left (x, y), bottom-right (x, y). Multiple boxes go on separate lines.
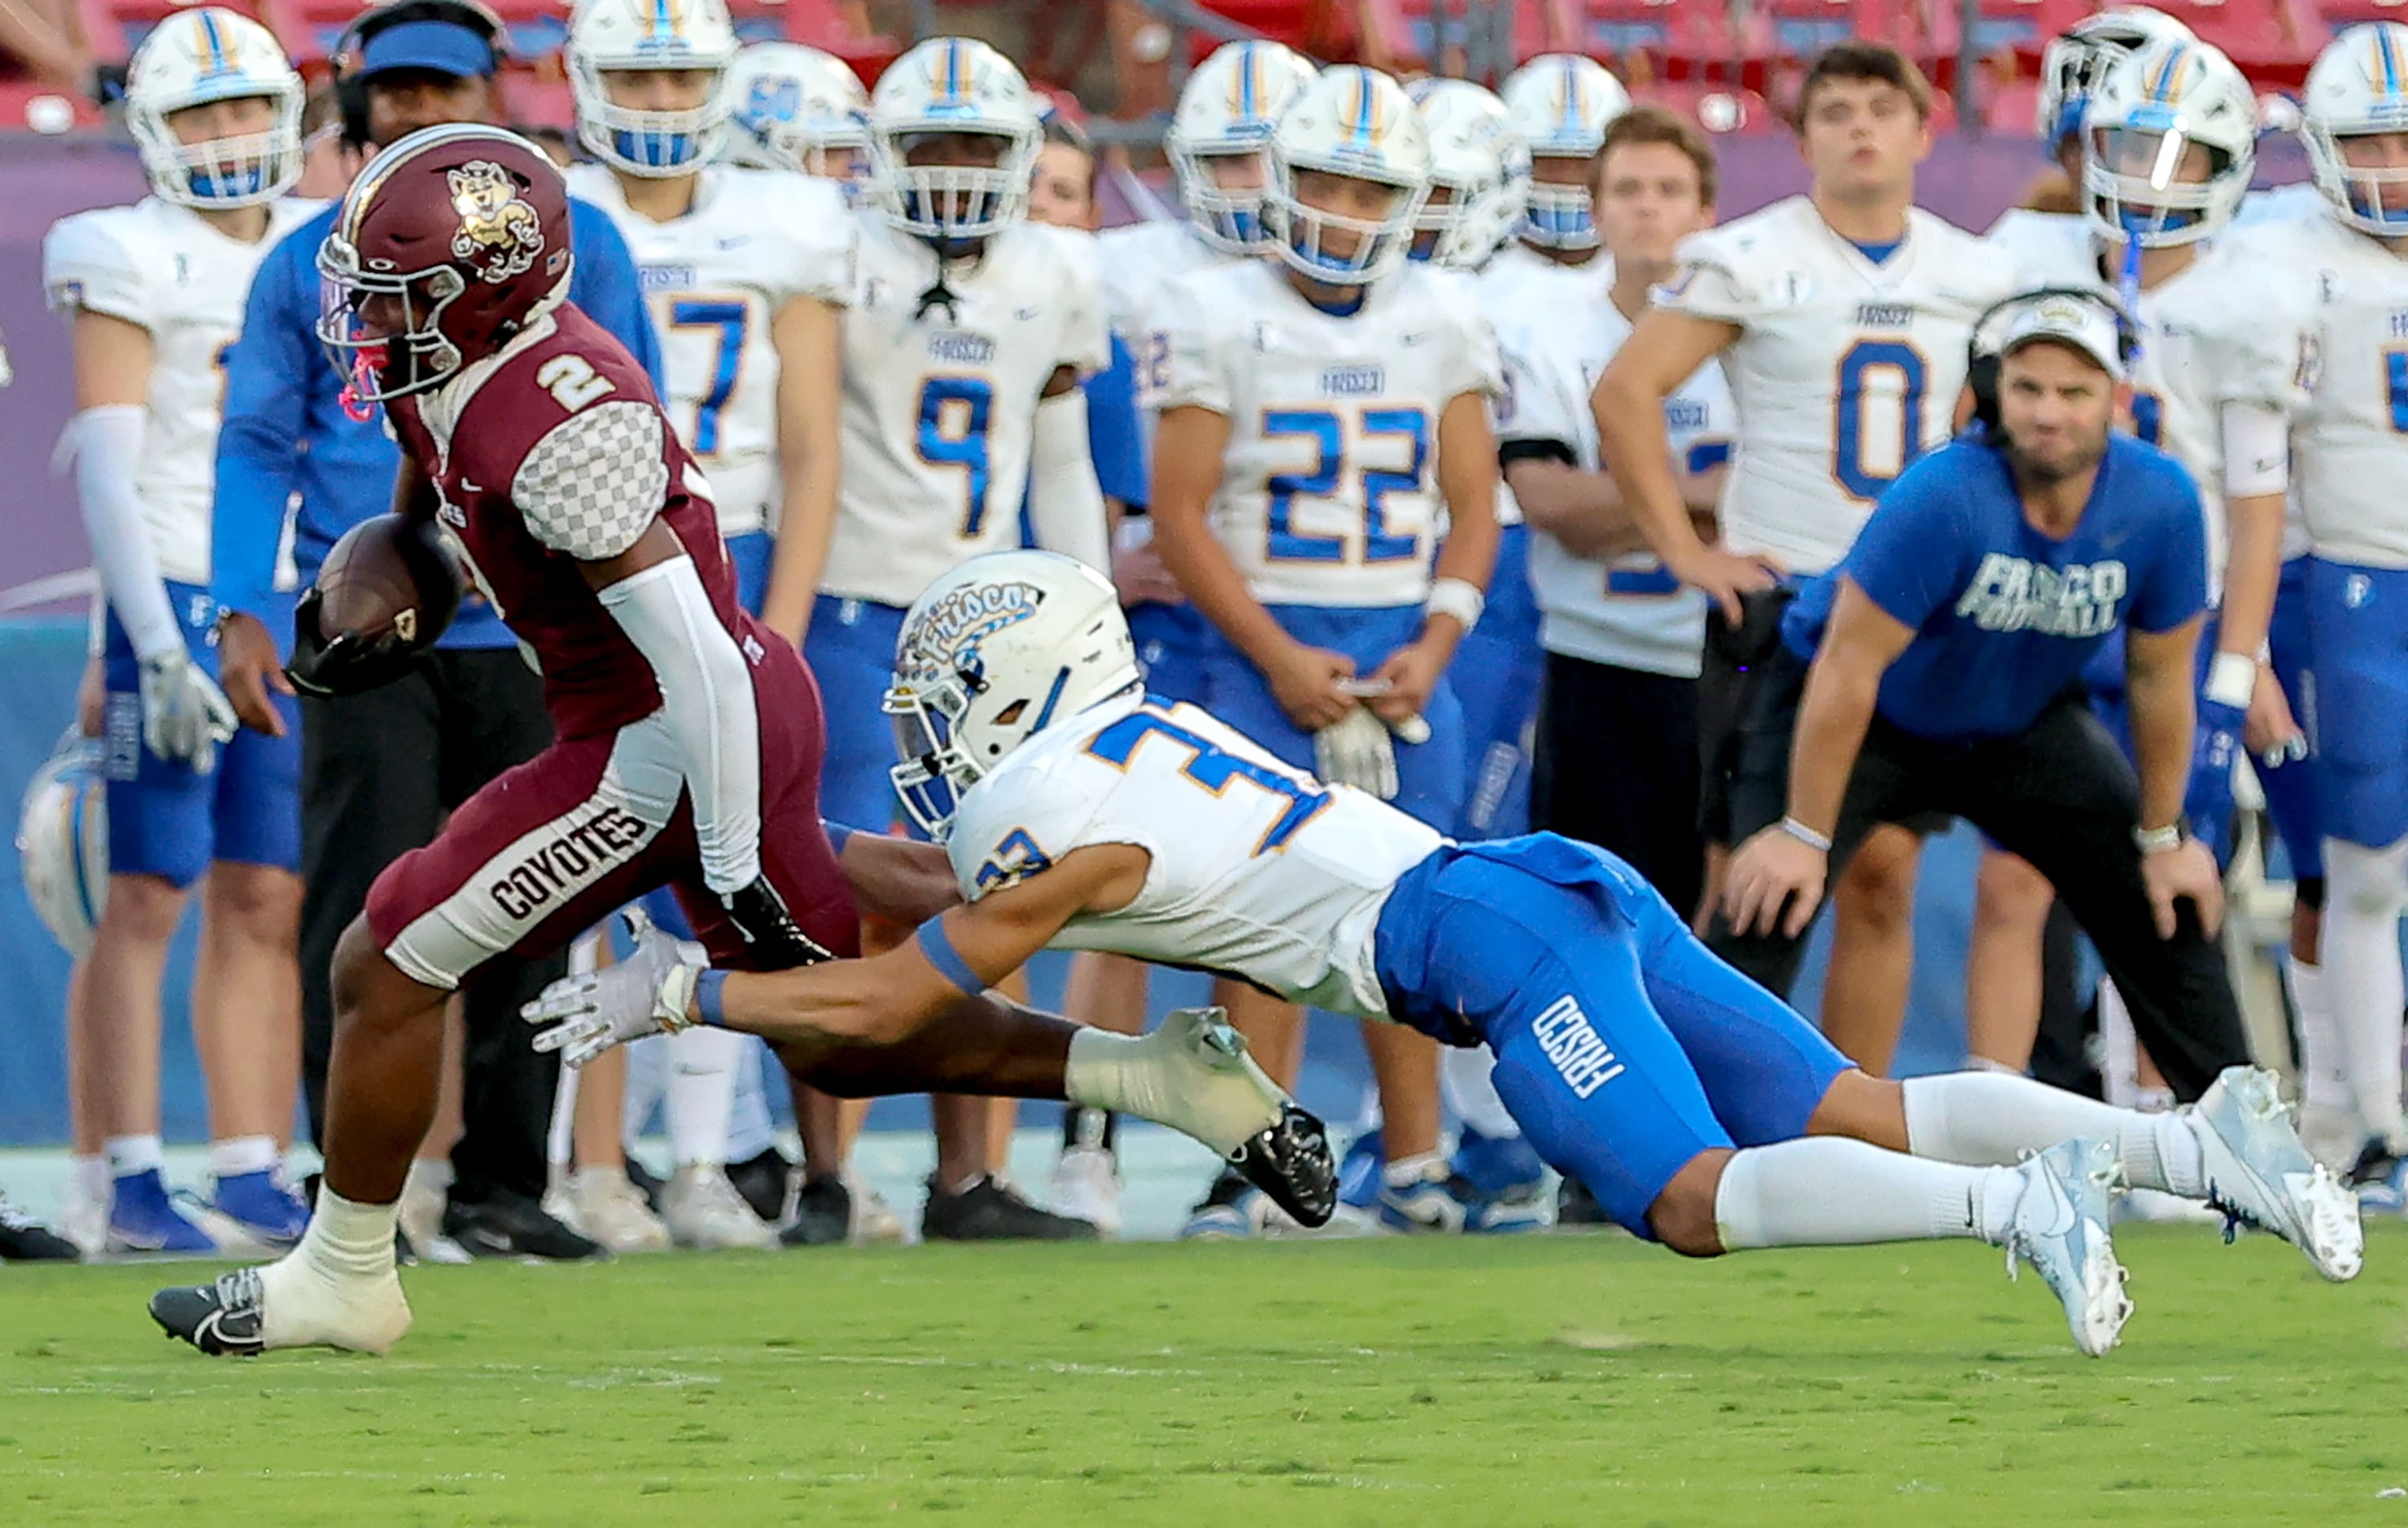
top-left (921, 1175), bottom-right (1098, 1242)
top-left (150, 1268), bottom-right (265, 1357)
top-left (443, 1190), bottom-right (605, 1260)
top-left (0, 1194), bottom-right (78, 1263)
top-left (1230, 1104), bottom-right (1338, 1229)
top-left (777, 1173), bottom-right (851, 1248)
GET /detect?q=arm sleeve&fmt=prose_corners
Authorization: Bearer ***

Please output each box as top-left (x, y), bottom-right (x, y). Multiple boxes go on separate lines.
top-left (1028, 388), bottom-right (1111, 570)
top-left (511, 402), bottom-right (673, 561)
top-left (2126, 469), bottom-right (2211, 634)
top-left (1083, 334), bottom-right (1147, 509)
top-left (568, 199), bottom-right (666, 395)
top-left (211, 234), bottom-right (315, 623)
top-left (1838, 457), bottom-right (1969, 632)
top-left (63, 406), bottom-right (182, 661)
top-left (594, 555), bottom-right (763, 894)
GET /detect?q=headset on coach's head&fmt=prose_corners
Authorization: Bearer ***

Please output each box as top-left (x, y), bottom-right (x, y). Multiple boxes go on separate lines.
top-left (1964, 286), bottom-right (2142, 434)
top-left (329, 0), bottom-right (509, 149)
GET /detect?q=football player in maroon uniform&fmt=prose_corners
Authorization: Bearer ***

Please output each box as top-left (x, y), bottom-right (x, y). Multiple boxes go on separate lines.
top-left (150, 124), bottom-right (1334, 1356)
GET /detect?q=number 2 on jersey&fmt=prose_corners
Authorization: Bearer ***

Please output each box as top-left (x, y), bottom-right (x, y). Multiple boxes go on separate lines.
top-left (1084, 707), bottom-right (1331, 855)
top-left (1833, 340), bottom-right (1926, 500)
top-left (1263, 406), bottom-right (1428, 563)
top-left (668, 299), bottom-right (746, 455)
top-left (918, 377), bottom-right (995, 535)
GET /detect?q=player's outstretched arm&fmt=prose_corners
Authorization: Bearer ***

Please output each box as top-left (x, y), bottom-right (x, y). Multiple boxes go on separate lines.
top-left (831, 827), bottom-right (961, 928)
top-left (758, 295), bottom-right (843, 648)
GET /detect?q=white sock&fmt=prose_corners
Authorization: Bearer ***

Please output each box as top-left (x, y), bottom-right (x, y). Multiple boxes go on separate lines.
top-left (2099, 979), bottom-right (2141, 1109)
top-left (105, 1133), bottom-right (163, 1179)
top-left (664, 1024), bottom-right (745, 1168)
top-left (259, 1187), bottom-right (408, 1354)
top-left (2322, 837), bottom-right (2408, 1147)
top-left (71, 1154), bottom-right (108, 1210)
top-left (1712, 1137), bottom-right (2017, 1251)
top-left (1902, 1071), bottom-right (2203, 1197)
top-left (723, 1039), bottom-right (776, 1163)
top-left (208, 1135), bottom-right (279, 1180)
top-left (1439, 1046), bottom-right (1522, 1139)
top-left (1065, 1024), bottom-right (1273, 1158)
top-left (547, 1054), bottom-right (579, 1168)
top-left (1382, 1151), bottom-right (1445, 1190)
top-left (2286, 957), bottom-right (2352, 1112)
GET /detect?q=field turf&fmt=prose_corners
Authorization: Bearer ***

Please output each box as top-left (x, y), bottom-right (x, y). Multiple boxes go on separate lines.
top-left (2, 1225), bottom-right (2403, 1526)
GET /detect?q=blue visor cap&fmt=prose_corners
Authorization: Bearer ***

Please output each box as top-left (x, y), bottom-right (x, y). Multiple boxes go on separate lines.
top-left (358, 20), bottom-right (496, 81)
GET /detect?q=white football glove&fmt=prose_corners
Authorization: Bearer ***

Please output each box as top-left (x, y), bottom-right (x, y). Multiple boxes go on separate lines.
top-left (1313, 703), bottom-right (1401, 799)
top-left (137, 649), bottom-right (238, 775)
top-left (522, 906), bottom-right (709, 1067)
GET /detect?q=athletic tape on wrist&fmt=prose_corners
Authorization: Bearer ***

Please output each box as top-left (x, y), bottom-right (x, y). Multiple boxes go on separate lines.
top-left (693, 969), bottom-right (730, 1028)
top-left (2204, 651), bottom-right (2257, 712)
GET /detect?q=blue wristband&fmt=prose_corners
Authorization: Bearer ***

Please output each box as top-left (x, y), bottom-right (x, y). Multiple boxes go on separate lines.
top-left (914, 917), bottom-right (985, 998)
top-left (823, 820), bottom-right (856, 858)
top-left (693, 969), bottom-right (730, 1028)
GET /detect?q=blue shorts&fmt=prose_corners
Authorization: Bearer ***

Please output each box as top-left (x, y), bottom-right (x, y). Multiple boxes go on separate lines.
top-left (2305, 557), bottom-right (2408, 849)
top-left (1128, 600), bottom-right (1209, 706)
top-left (726, 530), bottom-right (772, 616)
top-left (1193, 601), bottom-right (1467, 835)
top-left (2262, 557), bottom-right (2323, 880)
top-left (1373, 833), bottom-right (1853, 1236)
top-left (100, 581), bottom-right (301, 888)
top-left (807, 594), bottom-right (910, 836)
top-left (1448, 525), bottom-right (1541, 839)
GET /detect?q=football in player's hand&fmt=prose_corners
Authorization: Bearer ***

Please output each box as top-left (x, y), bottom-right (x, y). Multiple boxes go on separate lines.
top-left (286, 515), bottom-right (465, 697)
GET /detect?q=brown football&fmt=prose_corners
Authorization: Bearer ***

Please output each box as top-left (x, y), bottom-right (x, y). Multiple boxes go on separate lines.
top-left (309, 514), bottom-right (464, 648)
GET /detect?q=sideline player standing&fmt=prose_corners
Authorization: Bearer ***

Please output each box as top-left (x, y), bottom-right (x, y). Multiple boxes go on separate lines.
top-left (43, 11), bottom-right (317, 1253)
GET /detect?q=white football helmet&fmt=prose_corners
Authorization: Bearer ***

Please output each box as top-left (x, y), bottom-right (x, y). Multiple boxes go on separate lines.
top-left (1498, 53), bottom-right (1628, 250)
top-left (867, 36), bottom-right (1042, 245)
top-left (1407, 77), bottom-right (1529, 269)
top-left (2082, 36), bottom-right (2257, 247)
top-left (124, 7), bottom-right (304, 210)
top-left (886, 551), bottom-right (1143, 840)
top-left (2039, 7), bottom-right (2198, 153)
top-left (17, 731), bottom-right (108, 958)
top-left (2305, 24), bottom-right (2408, 236)
top-left (1264, 66), bottom-right (1431, 286)
top-left (568, 0), bottom-right (741, 177)
top-left (1167, 39), bottom-right (1319, 255)
top-left (720, 41), bottom-right (870, 187)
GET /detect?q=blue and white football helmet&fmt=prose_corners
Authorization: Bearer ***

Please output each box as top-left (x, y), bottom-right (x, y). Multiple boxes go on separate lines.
top-left (568, 0), bottom-right (741, 176)
top-left (720, 41), bottom-right (871, 189)
top-left (1408, 76), bottom-right (1529, 269)
top-left (2082, 36), bottom-right (2257, 247)
top-left (17, 730), bottom-right (108, 958)
top-left (2039, 7), bottom-right (2198, 157)
top-left (867, 37), bottom-right (1042, 245)
top-left (2305, 24), bottom-right (2408, 236)
top-left (1497, 53), bottom-right (1628, 250)
top-left (1264, 66), bottom-right (1431, 286)
top-left (1168, 39), bottom-right (1319, 254)
top-left (124, 7), bottom-right (304, 209)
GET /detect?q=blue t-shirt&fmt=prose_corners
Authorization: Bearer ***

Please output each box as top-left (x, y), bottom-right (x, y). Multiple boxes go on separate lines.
top-left (210, 196), bottom-right (663, 652)
top-left (1781, 433), bottom-right (2207, 741)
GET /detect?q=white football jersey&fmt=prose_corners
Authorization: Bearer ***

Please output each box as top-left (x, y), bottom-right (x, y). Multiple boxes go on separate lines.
top-left (823, 216), bottom-right (1111, 607)
top-left (42, 196), bottom-right (318, 585)
top-left (2229, 207), bottom-right (2408, 569)
top-left (567, 165), bottom-right (854, 540)
top-left (1497, 286), bottom-right (1733, 679)
top-left (1158, 259), bottom-right (1501, 608)
top-left (2000, 217), bottom-right (2309, 584)
top-left (950, 692), bottom-right (1445, 1017)
top-left (1097, 218), bottom-right (1227, 442)
top-left (1470, 246), bottom-right (1607, 532)
top-left (1660, 196), bottom-right (2017, 574)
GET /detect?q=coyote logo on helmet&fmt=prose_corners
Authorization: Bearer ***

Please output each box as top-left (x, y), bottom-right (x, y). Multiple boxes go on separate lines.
top-left (448, 159), bottom-right (544, 282)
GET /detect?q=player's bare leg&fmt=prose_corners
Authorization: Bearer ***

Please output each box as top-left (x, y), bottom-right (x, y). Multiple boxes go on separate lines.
top-left (1213, 980), bottom-right (1303, 1088)
top-left (1965, 849), bottom-right (2055, 1070)
top-left (192, 862), bottom-right (307, 1240)
top-left (1054, 951), bottom-right (1152, 1231)
top-left (1816, 826), bottom-right (1920, 1074)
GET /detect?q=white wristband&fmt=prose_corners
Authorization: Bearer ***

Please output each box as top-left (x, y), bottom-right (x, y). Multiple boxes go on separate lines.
top-left (1780, 816), bottom-right (1833, 853)
top-left (1426, 577), bottom-right (1484, 635)
top-left (2205, 651), bottom-right (2257, 710)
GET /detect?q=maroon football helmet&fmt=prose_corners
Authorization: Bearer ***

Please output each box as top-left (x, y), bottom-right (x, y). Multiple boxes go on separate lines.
top-left (317, 123), bottom-right (575, 409)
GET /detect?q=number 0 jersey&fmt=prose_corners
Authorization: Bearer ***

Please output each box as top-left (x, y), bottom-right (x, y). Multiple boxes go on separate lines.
top-left (42, 195), bottom-right (320, 585)
top-left (1659, 195), bottom-right (2016, 575)
top-left (566, 165), bottom-right (854, 542)
top-left (823, 216), bottom-right (1110, 608)
top-left (949, 692), bottom-right (1444, 1016)
top-left (1157, 259), bottom-right (1501, 608)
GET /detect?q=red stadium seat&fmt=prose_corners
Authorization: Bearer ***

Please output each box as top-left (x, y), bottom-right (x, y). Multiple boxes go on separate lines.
top-left (80, 0), bottom-right (270, 65)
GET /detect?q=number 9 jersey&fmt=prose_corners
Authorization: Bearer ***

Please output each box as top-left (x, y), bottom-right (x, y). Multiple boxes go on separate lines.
top-left (1659, 194), bottom-right (2016, 576)
top-left (822, 214), bottom-right (1110, 606)
top-left (1157, 257), bottom-right (1501, 608)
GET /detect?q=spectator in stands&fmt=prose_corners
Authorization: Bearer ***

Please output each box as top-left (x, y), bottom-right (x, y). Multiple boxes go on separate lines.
top-left (208, 0), bottom-right (661, 1263)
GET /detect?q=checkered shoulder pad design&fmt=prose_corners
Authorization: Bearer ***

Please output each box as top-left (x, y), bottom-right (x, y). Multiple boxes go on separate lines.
top-left (513, 400), bottom-right (671, 561)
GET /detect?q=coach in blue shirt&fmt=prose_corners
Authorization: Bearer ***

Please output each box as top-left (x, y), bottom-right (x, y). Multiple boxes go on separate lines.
top-left (208, 0), bottom-right (661, 1260)
top-left (1707, 291), bottom-right (2250, 1102)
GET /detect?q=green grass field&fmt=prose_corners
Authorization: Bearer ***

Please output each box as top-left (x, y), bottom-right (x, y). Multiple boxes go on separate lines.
top-left (2, 1226), bottom-right (2403, 1526)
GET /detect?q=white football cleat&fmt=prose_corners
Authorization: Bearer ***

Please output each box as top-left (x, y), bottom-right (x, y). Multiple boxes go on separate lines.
top-left (661, 1164), bottom-right (776, 1251)
top-left (2187, 1066), bottom-right (2363, 1282)
top-left (1050, 1144), bottom-right (1124, 1238)
top-left (571, 1167), bottom-right (670, 1255)
top-left (2004, 1137), bottom-right (2131, 1358)
top-left (846, 1170), bottom-right (909, 1245)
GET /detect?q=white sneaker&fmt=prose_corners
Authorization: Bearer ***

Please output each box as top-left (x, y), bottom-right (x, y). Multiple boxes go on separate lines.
top-left (2187, 1065), bottom-right (2363, 1282)
top-left (399, 1159), bottom-right (451, 1260)
top-left (846, 1170), bottom-right (908, 1246)
top-left (2004, 1137), bottom-right (2131, 1358)
top-left (571, 1167), bottom-right (670, 1255)
top-left (661, 1163), bottom-right (776, 1251)
top-left (1049, 1145), bottom-right (1124, 1238)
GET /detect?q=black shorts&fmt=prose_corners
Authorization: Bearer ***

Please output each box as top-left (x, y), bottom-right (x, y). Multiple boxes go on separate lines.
top-left (1532, 651), bottom-right (1704, 919)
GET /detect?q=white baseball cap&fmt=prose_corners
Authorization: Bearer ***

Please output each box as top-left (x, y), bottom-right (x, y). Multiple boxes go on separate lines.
top-left (1996, 291), bottom-right (2128, 381)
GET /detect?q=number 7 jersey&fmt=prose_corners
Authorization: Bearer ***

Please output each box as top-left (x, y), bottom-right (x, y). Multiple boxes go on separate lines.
top-left (823, 215), bottom-right (1110, 607)
top-left (947, 692), bottom-right (1444, 1016)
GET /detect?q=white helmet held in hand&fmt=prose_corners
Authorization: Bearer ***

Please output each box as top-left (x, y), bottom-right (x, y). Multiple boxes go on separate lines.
top-left (2039, 6), bottom-right (2199, 152)
top-left (125, 7), bottom-right (304, 209)
top-left (721, 41), bottom-right (871, 186)
top-left (867, 36), bottom-right (1042, 246)
top-left (2304, 23), bottom-right (2408, 236)
top-left (1264, 65), bottom-right (1431, 286)
top-left (569, 0), bottom-right (741, 177)
top-left (887, 551), bottom-right (1143, 840)
top-left (1498, 53), bottom-right (1628, 250)
top-left (1408, 76), bottom-right (1529, 269)
top-left (1168, 39), bottom-right (1319, 254)
top-left (2082, 35), bottom-right (2258, 247)
top-left (17, 731), bottom-right (108, 958)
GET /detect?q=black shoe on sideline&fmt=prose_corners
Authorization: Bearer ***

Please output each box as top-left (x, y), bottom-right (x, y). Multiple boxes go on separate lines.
top-left (444, 1190), bottom-right (605, 1260)
top-left (0, 1195), bottom-right (79, 1263)
top-left (728, 1147), bottom-right (795, 1225)
top-left (778, 1174), bottom-right (851, 1247)
top-left (922, 1174), bottom-right (1098, 1242)
top-left (623, 1156), bottom-right (666, 1214)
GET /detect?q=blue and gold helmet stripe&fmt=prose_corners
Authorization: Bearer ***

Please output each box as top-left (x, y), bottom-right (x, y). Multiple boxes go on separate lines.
top-left (2141, 44), bottom-right (2195, 104)
top-left (2375, 24), bottom-right (2406, 99)
top-left (1237, 43), bottom-right (1259, 121)
top-left (195, 8), bottom-right (231, 78)
top-left (940, 36), bottom-right (966, 103)
top-left (1348, 66), bottom-right (1380, 143)
top-left (1559, 55), bottom-right (1581, 129)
